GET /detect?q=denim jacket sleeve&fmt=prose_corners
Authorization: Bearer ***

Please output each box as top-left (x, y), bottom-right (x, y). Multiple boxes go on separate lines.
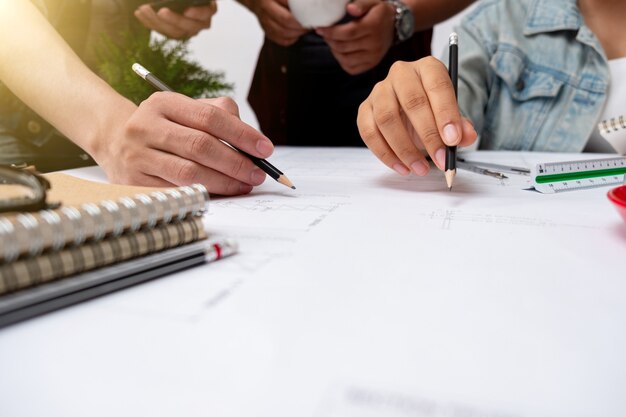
top-left (439, 2), bottom-right (495, 150)
top-left (438, 0), bottom-right (610, 152)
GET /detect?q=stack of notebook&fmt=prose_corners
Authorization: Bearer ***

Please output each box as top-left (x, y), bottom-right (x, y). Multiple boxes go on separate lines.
top-left (0, 172), bottom-right (212, 327)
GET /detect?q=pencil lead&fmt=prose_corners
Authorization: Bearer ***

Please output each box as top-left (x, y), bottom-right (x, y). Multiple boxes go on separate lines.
top-left (278, 175), bottom-right (296, 190)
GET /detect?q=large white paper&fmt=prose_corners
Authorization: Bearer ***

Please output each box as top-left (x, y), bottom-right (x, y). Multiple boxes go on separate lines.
top-left (1, 147), bottom-right (624, 417)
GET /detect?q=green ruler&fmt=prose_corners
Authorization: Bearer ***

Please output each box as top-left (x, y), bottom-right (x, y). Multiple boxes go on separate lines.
top-left (532, 156), bottom-right (626, 193)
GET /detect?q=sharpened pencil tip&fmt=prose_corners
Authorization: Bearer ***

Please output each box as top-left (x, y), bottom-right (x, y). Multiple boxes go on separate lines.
top-left (278, 175), bottom-right (296, 190)
top-left (444, 169), bottom-right (456, 191)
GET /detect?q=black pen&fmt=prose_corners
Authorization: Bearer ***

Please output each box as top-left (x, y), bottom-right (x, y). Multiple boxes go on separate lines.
top-left (131, 63), bottom-right (295, 190)
top-left (445, 32), bottom-right (458, 191)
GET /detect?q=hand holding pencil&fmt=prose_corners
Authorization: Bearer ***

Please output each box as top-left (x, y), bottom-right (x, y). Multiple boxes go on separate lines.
top-left (132, 63), bottom-right (294, 191)
top-left (357, 35), bottom-right (477, 182)
top-left (94, 61), bottom-right (294, 196)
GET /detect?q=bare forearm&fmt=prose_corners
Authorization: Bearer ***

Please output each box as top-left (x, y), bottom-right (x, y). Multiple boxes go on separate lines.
top-left (404, 0), bottom-right (475, 31)
top-left (0, 0), bottom-right (136, 158)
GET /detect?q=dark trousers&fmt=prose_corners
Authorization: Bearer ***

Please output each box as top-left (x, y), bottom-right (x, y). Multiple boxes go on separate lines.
top-left (248, 29), bottom-right (432, 147)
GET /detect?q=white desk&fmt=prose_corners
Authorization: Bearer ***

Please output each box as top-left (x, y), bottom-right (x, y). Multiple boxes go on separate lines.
top-left (1, 147), bottom-right (624, 417)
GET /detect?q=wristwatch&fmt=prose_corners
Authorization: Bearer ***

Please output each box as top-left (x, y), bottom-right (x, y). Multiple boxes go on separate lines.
top-left (385, 0), bottom-right (414, 45)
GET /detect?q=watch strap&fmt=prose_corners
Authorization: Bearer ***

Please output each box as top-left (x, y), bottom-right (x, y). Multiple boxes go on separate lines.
top-left (385, 0), bottom-right (412, 45)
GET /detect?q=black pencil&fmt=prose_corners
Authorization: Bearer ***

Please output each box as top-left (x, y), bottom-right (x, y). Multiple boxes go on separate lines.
top-left (445, 32), bottom-right (458, 191)
top-left (131, 63), bottom-right (295, 190)
top-left (0, 239), bottom-right (237, 329)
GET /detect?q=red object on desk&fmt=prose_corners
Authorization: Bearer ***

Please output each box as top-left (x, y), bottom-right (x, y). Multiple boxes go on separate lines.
top-left (608, 184), bottom-right (626, 222)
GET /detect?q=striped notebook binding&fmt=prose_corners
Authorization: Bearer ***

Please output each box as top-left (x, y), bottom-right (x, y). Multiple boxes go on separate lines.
top-left (0, 181), bottom-right (208, 263)
top-left (0, 173), bottom-right (210, 296)
top-left (598, 114), bottom-right (626, 155)
top-left (0, 217), bottom-right (205, 295)
top-left (598, 115), bottom-right (626, 136)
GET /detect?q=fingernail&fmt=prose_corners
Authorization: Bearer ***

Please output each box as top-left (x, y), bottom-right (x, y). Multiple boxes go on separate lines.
top-left (393, 163), bottom-right (410, 176)
top-left (250, 168), bottom-right (266, 184)
top-left (411, 160), bottom-right (430, 176)
top-left (256, 139), bottom-right (274, 156)
top-left (239, 184), bottom-right (253, 194)
top-left (435, 147), bottom-right (446, 170)
top-left (443, 123), bottom-right (459, 145)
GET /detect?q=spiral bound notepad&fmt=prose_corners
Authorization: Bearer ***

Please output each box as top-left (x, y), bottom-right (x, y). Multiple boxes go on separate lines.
top-left (0, 173), bottom-right (209, 263)
top-left (598, 114), bottom-right (626, 155)
top-left (0, 216), bottom-right (205, 296)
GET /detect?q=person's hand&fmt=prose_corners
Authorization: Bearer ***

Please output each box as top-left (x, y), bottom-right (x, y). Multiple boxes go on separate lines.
top-left (246, 0), bottom-right (308, 46)
top-left (314, 0), bottom-right (394, 75)
top-left (134, 2), bottom-right (217, 39)
top-left (97, 93), bottom-right (275, 196)
top-left (357, 57), bottom-right (478, 176)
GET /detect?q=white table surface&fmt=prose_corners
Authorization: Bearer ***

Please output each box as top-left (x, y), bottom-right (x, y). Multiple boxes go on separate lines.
top-left (1, 147), bottom-right (624, 417)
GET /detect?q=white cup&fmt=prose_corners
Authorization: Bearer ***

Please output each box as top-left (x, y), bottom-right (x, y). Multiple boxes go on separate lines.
top-left (288, 0), bottom-right (351, 28)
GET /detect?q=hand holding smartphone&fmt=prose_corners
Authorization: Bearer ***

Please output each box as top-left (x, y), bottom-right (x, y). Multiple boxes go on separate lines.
top-left (149, 0), bottom-right (213, 13)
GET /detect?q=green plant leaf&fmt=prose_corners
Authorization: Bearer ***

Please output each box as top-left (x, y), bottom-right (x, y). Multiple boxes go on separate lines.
top-left (95, 31), bottom-right (233, 104)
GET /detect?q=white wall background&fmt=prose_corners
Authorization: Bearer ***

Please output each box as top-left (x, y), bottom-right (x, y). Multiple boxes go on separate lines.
top-left (187, 0), bottom-right (474, 129)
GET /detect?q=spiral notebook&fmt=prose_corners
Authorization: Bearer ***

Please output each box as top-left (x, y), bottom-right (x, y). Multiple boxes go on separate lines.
top-left (0, 217), bottom-right (205, 295)
top-left (0, 172), bottom-right (208, 263)
top-left (598, 114), bottom-right (626, 155)
top-left (0, 173), bottom-right (210, 296)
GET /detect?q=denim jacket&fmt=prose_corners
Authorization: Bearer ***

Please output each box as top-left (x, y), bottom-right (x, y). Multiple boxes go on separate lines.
top-left (440, 0), bottom-right (610, 152)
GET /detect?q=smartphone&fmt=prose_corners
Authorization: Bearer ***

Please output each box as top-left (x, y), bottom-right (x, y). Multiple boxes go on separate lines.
top-left (149, 0), bottom-right (212, 13)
